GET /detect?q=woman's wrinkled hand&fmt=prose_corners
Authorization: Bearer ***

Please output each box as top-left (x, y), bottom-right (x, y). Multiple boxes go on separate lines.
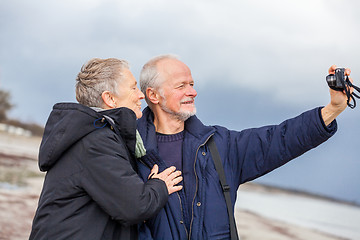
top-left (148, 164), bottom-right (183, 194)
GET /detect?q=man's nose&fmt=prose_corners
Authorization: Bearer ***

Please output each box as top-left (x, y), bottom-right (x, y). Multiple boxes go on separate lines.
top-left (186, 85), bottom-right (197, 97)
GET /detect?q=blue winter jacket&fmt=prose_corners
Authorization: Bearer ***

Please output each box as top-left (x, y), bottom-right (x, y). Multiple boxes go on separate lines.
top-left (136, 106), bottom-right (337, 240)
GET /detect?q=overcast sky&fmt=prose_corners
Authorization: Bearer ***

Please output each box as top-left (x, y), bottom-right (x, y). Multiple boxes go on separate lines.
top-left (1, 0), bottom-right (360, 124)
top-left (1, 0), bottom-right (360, 203)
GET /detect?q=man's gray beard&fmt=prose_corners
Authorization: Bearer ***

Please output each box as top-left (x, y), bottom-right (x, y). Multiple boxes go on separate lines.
top-left (159, 101), bottom-right (196, 122)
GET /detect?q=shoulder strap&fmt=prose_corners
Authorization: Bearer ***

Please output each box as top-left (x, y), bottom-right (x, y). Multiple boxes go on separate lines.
top-left (208, 137), bottom-right (239, 240)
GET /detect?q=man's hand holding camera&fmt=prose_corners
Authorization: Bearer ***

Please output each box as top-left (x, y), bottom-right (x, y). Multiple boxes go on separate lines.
top-left (322, 65), bottom-right (355, 126)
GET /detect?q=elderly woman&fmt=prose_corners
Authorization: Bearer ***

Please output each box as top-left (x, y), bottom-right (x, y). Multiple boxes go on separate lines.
top-left (30, 58), bottom-right (182, 240)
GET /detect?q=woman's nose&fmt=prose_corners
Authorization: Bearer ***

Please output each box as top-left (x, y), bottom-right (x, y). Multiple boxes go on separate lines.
top-left (138, 88), bottom-right (145, 99)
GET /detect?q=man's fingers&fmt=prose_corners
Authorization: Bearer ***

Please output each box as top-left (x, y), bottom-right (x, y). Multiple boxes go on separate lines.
top-left (328, 64), bottom-right (337, 74)
top-left (328, 65), bottom-right (351, 76)
top-left (345, 68), bottom-right (351, 76)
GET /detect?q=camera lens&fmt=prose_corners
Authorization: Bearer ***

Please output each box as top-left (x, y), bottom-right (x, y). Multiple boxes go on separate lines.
top-left (326, 74), bottom-right (337, 87)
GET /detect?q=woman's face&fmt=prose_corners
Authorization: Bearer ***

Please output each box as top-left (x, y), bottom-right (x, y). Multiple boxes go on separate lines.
top-left (113, 68), bottom-right (145, 119)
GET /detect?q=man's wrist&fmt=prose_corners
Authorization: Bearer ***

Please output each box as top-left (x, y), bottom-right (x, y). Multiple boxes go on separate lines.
top-left (321, 103), bottom-right (345, 126)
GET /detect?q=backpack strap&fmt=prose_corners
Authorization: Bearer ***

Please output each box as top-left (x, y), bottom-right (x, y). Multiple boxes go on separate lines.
top-left (208, 136), bottom-right (239, 240)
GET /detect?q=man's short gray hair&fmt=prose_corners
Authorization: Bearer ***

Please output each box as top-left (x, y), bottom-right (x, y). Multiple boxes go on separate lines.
top-left (140, 54), bottom-right (179, 103)
top-left (75, 58), bottom-right (129, 108)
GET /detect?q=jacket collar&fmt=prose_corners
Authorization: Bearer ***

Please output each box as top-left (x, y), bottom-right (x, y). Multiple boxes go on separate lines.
top-left (97, 106), bottom-right (137, 156)
top-left (137, 107), bottom-right (215, 151)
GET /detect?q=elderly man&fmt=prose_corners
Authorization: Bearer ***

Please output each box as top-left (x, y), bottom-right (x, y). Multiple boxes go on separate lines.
top-left (136, 54), bottom-right (352, 240)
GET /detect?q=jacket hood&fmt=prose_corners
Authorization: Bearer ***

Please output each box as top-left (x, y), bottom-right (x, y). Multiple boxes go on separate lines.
top-left (39, 103), bottom-right (136, 171)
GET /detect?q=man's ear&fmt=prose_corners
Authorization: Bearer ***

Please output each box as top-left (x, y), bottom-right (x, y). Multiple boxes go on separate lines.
top-left (101, 91), bottom-right (116, 109)
top-left (146, 88), bottom-right (160, 105)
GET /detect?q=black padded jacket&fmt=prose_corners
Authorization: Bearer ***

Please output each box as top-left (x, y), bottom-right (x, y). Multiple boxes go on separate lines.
top-left (29, 103), bottom-right (168, 240)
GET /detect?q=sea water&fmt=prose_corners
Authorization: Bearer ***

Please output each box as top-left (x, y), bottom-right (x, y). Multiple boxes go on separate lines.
top-left (236, 189), bottom-right (360, 239)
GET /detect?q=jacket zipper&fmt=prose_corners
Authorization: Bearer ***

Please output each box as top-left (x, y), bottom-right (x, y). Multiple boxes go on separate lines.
top-left (139, 159), bottom-right (189, 238)
top-left (176, 192), bottom-right (189, 238)
top-left (188, 134), bottom-right (214, 239)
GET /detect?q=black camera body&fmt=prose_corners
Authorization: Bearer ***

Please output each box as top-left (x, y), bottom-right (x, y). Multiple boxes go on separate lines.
top-left (325, 67), bottom-right (360, 108)
top-left (326, 68), bottom-right (348, 91)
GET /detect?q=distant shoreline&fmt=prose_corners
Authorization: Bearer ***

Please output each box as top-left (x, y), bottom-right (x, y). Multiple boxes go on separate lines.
top-left (237, 181), bottom-right (360, 239)
top-left (244, 181), bottom-right (360, 208)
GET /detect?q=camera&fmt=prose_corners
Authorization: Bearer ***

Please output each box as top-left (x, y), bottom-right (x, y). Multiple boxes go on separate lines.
top-left (326, 67), bottom-right (360, 109)
top-left (326, 68), bottom-right (348, 90)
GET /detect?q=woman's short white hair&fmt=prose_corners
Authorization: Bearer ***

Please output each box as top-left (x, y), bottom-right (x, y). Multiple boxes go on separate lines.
top-left (139, 54), bottom-right (179, 103)
top-left (75, 58), bottom-right (129, 108)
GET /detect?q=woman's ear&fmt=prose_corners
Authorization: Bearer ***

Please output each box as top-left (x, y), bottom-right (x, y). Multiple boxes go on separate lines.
top-left (101, 91), bottom-right (116, 109)
top-left (146, 88), bottom-right (160, 105)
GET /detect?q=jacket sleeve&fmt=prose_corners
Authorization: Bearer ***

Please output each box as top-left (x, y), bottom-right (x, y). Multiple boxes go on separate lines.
top-left (225, 107), bottom-right (337, 187)
top-left (80, 129), bottom-right (169, 226)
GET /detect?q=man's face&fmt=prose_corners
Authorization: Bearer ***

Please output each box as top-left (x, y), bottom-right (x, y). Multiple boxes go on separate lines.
top-left (113, 68), bottom-right (145, 119)
top-left (157, 59), bottom-right (197, 121)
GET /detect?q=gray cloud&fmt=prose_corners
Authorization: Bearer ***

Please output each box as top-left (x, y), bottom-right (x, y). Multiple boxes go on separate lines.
top-left (1, 0), bottom-right (359, 123)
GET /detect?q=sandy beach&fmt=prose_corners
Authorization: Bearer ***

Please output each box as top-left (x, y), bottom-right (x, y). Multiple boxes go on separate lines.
top-left (0, 131), bottom-right (355, 240)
